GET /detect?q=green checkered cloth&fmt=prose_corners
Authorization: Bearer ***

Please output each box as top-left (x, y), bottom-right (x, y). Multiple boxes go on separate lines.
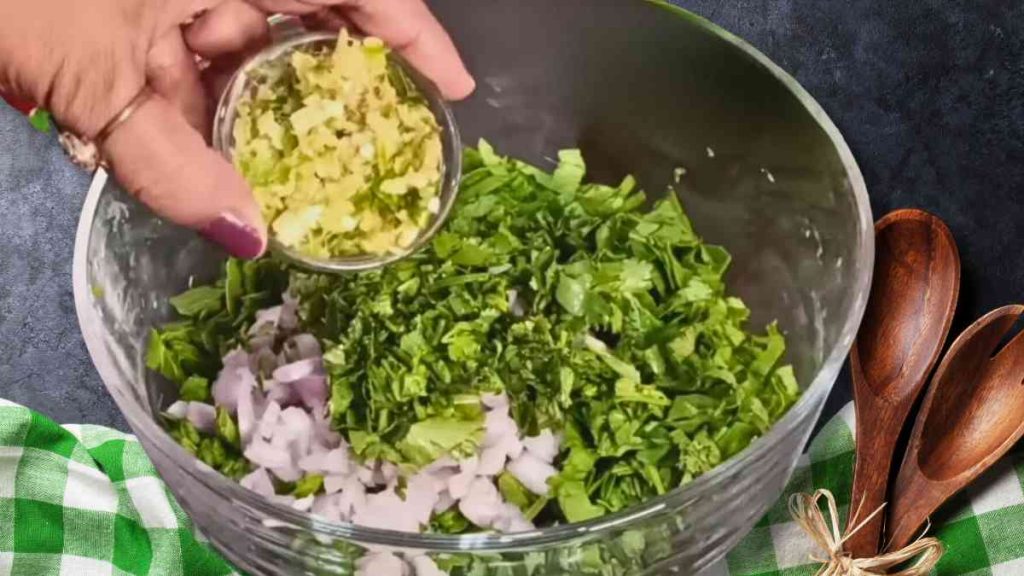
top-left (0, 399), bottom-right (233, 576)
top-left (4, 395), bottom-right (1024, 576)
top-left (717, 402), bottom-right (1024, 576)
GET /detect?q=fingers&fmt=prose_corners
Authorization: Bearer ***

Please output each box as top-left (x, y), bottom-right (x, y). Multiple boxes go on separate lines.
top-left (246, 0), bottom-right (322, 15)
top-left (182, 1), bottom-right (271, 135)
top-left (328, 0), bottom-right (475, 100)
top-left (147, 30), bottom-right (208, 134)
top-left (300, 7), bottom-right (355, 34)
top-left (101, 94), bottom-right (266, 259)
top-left (244, 0), bottom-right (475, 100)
top-left (184, 0), bottom-right (270, 59)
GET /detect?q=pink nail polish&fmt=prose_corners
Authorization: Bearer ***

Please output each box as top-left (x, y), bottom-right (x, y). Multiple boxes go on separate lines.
top-left (201, 214), bottom-right (266, 259)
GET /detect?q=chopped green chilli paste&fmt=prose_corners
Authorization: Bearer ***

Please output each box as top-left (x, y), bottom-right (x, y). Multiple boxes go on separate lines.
top-left (232, 30), bottom-right (443, 257)
top-left (151, 141), bottom-right (801, 567)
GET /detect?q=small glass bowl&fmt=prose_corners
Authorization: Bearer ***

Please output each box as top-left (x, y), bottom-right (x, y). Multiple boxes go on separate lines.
top-left (212, 30), bottom-right (462, 273)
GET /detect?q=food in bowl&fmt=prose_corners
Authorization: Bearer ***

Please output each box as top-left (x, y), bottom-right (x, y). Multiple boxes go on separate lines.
top-left (231, 30), bottom-right (444, 258)
top-left (149, 141), bottom-right (801, 547)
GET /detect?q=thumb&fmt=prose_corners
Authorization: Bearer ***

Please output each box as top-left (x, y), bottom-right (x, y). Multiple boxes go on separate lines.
top-left (101, 93), bottom-right (267, 259)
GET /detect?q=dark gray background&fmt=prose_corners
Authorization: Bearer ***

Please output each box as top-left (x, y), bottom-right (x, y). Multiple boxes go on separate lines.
top-left (1, 0), bottom-right (1022, 431)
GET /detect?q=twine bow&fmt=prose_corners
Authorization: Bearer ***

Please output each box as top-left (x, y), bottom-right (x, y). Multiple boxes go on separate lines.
top-left (788, 490), bottom-right (944, 576)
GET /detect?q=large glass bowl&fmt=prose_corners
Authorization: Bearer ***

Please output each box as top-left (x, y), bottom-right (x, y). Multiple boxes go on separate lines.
top-left (72, 1), bottom-right (873, 574)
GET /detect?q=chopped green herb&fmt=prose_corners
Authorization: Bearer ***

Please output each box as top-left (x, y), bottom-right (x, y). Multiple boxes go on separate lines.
top-left (396, 417), bottom-right (484, 468)
top-left (294, 474), bottom-right (325, 498)
top-left (28, 108), bottom-right (52, 133)
top-left (170, 285), bottom-right (224, 318)
top-left (179, 375), bottom-right (210, 402)
top-left (497, 472), bottom-right (533, 511)
top-left (215, 407), bottom-right (241, 450)
top-left (429, 509), bottom-right (472, 534)
top-left (153, 141), bottom-right (801, 533)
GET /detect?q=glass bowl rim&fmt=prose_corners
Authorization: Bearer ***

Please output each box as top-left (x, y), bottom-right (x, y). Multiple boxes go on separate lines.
top-left (211, 29), bottom-right (463, 273)
top-left (73, 1), bottom-right (874, 553)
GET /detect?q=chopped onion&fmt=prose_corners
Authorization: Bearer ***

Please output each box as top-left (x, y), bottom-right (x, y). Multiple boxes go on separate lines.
top-left (240, 468), bottom-right (275, 497)
top-left (405, 473), bottom-right (443, 526)
top-left (481, 392), bottom-right (509, 410)
top-left (292, 495), bottom-right (315, 512)
top-left (447, 456), bottom-right (478, 500)
top-left (423, 456), bottom-right (458, 473)
top-left (323, 474), bottom-right (348, 495)
top-left (297, 448), bottom-right (330, 473)
top-left (270, 463), bottom-right (303, 483)
top-left (356, 462), bottom-right (378, 486)
top-left (186, 402), bottom-right (216, 435)
top-left (273, 358), bottom-right (322, 384)
top-left (285, 333), bottom-right (322, 361)
top-left (311, 493), bottom-right (342, 522)
top-left (337, 477), bottom-right (366, 519)
top-left (249, 305), bottom-right (283, 335)
top-left (458, 477), bottom-right (502, 528)
top-left (312, 408), bottom-right (343, 449)
top-left (293, 375), bottom-right (328, 412)
top-left (237, 385), bottom-right (263, 446)
top-left (222, 348), bottom-right (249, 370)
top-left (279, 295), bottom-right (299, 332)
top-left (212, 366), bottom-right (257, 414)
top-left (482, 406), bottom-right (519, 448)
top-left (356, 552), bottom-right (408, 576)
top-left (250, 347), bottom-right (279, 378)
top-left (258, 401), bottom-right (282, 440)
top-left (378, 461), bottom-right (399, 487)
top-left (522, 429), bottom-right (560, 464)
top-left (269, 494), bottom-right (296, 507)
top-left (507, 452), bottom-right (557, 497)
top-left (352, 489), bottom-right (420, 533)
top-left (244, 437), bottom-right (292, 469)
top-left (410, 555), bottom-right (445, 576)
top-left (477, 442), bottom-right (510, 476)
top-left (493, 502), bottom-right (534, 533)
top-left (278, 407), bottom-right (313, 460)
top-left (321, 447), bottom-right (352, 475)
top-left (432, 490), bottom-right (455, 514)
top-left (165, 401), bottom-right (188, 421)
top-left (265, 381), bottom-right (298, 407)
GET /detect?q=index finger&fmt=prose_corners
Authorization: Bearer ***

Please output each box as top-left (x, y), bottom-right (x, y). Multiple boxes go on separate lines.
top-left (261, 0), bottom-right (475, 100)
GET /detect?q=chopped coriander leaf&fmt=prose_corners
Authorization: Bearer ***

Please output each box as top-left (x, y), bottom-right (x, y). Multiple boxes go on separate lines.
top-left (169, 285), bottom-right (224, 318)
top-left (429, 509), bottom-right (472, 534)
top-left (294, 474), bottom-right (325, 498)
top-left (168, 420), bottom-right (201, 455)
top-left (396, 417), bottom-right (484, 467)
top-left (197, 437), bottom-right (228, 469)
top-left (179, 375), bottom-right (210, 402)
top-left (497, 472), bottom-right (533, 511)
top-left (215, 407), bottom-right (241, 450)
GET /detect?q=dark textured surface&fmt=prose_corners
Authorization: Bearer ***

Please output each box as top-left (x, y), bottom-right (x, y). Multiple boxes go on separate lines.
top-left (1, 1), bottom-right (1022, 431)
top-left (0, 106), bottom-right (127, 429)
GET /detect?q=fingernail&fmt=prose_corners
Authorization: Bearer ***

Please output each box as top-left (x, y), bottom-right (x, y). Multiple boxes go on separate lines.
top-left (456, 74), bottom-right (477, 100)
top-left (201, 213), bottom-right (266, 259)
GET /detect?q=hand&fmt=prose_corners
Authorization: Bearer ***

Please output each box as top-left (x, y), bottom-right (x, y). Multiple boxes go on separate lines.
top-left (0, 0), bottom-right (475, 258)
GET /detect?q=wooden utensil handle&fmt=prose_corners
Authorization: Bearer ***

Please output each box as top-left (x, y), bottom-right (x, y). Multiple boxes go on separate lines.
top-left (846, 419), bottom-right (898, 558)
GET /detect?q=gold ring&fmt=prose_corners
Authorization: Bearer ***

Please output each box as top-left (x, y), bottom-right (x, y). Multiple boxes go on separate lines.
top-left (57, 85), bottom-right (154, 172)
top-left (94, 85), bottom-right (154, 146)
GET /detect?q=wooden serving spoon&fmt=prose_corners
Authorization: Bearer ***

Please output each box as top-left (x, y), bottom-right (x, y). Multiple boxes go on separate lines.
top-left (887, 305), bottom-right (1024, 550)
top-left (845, 209), bottom-right (960, 558)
